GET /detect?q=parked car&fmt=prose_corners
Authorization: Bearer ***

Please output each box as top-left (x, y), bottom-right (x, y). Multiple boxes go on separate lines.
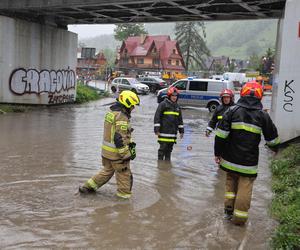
top-left (157, 78), bottom-right (234, 112)
top-left (111, 77), bottom-right (150, 95)
top-left (138, 76), bottom-right (168, 93)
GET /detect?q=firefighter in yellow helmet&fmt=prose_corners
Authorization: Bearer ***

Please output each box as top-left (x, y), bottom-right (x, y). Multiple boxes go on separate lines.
top-left (79, 90), bottom-right (140, 199)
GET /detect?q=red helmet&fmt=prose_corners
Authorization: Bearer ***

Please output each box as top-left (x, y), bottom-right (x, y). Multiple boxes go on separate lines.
top-left (220, 89), bottom-right (234, 99)
top-left (167, 86), bottom-right (179, 97)
top-left (241, 81), bottom-right (263, 100)
top-left (220, 89), bottom-right (234, 104)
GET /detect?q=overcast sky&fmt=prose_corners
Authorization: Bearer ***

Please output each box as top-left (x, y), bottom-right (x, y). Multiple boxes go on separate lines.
top-left (68, 24), bottom-right (115, 39)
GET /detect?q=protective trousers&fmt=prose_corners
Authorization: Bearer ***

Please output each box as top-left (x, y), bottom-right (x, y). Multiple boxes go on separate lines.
top-left (158, 142), bottom-right (174, 160)
top-left (224, 172), bottom-right (256, 225)
top-left (85, 157), bottom-right (133, 198)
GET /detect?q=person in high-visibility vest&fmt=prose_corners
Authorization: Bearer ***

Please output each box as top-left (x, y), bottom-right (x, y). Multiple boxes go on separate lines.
top-left (214, 81), bottom-right (280, 225)
top-left (206, 89), bottom-right (235, 137)
top-left (154, 87), bottom-right (184, 161)
top-left (79, 90), bottom-right (140, 199)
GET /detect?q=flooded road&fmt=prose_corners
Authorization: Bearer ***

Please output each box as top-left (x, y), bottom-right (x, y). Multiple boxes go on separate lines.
top-left (0, 94), bottom-right (276, 249)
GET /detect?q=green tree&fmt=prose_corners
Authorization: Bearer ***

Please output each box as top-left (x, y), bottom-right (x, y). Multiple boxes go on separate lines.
top-left (261, 47), bottom-right (275, 74)
top-left (114, 24), bottom-right (148, 41)
top-left (103, 48), bottom-right (116, 68)
top-left (175, 22), bottom-right (210, 71)
top-left (229, 61), bottom-right (236, 72)
top-left (248, 53), bottom-right (261, 71)
top-left (215, 63), bottom-right (225, 75)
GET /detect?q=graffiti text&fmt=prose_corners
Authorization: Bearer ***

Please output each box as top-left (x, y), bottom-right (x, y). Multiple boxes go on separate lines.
top-left (283, 80), bottom-right (295, 112)
top-left (9, 68), bottom-right (76, 95)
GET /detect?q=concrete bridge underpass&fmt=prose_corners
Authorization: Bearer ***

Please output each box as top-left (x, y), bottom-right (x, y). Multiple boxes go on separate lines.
top-left (0, 0), bottom-right (299, 143)
top-left (0, 0), bottom-right (287, 27)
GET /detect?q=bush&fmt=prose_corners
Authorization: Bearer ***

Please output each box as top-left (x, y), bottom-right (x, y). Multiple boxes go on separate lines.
top-left (0, 104), bottom-right (28, 113)
top-left (75, 83), bottom-right (108, 104)
top-left (270, 145), bottom-right (300, 250)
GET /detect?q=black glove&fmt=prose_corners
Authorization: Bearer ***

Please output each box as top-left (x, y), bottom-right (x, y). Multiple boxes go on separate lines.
top-left (129, 142), bottom-right (136, 160)
top-left (205, 129), bottom-right (212, 137)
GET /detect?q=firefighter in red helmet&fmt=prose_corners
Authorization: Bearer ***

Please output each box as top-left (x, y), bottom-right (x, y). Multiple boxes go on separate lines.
top-left (214, 81), bottom-right (279, 225)
top-left (154, 86), bottom-right (184, 161)
top-left (206, 89), bottom-right (235, 137)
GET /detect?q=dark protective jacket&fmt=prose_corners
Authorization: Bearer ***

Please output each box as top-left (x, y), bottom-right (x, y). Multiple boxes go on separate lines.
top-left (214, 96), bottom-right (280, 177)
top-left (102, 102), bottom-right (132, 161)
top-left (207, 103), bottom-right (234, 131)
top-left (154, 98), bottom-right (184, 143)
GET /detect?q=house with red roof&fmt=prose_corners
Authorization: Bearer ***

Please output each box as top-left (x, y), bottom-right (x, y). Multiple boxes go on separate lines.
top-left (116, 35), bottom-right (186, 77)
top-left (76, 47), bottom-right (107, 81)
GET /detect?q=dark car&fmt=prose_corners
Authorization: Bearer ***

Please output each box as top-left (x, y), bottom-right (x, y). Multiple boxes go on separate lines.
top-left (138, 77), bottom-right (168, 93)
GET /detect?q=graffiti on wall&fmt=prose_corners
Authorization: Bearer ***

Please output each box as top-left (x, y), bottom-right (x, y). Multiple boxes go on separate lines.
top-left (283, 80), bottom-right (294, 112)
top-left (9, 68), bottom-right (76, 104)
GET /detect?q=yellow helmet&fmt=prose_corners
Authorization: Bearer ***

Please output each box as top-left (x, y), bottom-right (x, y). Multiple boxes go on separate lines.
top-left (118, 90), bottom-right (140, 108)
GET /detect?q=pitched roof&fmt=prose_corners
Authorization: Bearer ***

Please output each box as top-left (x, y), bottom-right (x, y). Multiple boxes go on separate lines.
top-left (121, 35), bottom-right (171, 57)
top-left (119, 35), bottom-right (185, 70)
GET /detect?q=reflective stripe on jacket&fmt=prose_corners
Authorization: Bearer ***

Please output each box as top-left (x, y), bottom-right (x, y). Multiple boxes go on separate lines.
top-left (207, 104), bottom-right (233, 131)
top-left (154, 98), bottom-right (184, 143)
top-left (101, 103), bottom-right (132, 160)
top-left (215, 96), bottom-right (279, 177)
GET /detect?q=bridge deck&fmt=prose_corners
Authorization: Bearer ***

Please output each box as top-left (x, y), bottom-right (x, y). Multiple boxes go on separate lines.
top-left (0, 0), bottom-right (286, 27)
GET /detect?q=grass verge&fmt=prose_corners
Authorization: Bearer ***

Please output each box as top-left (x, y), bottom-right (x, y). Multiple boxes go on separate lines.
top-left (75, 83), bottom-right (109, 104)
top-left (0, 104), bottom-right (29, 114)
top-left (270, 145), bottom-right (300, 249)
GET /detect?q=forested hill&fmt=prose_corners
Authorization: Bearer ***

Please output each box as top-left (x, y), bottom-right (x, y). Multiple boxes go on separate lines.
top-left (79, 19), bottom-right (278, 60)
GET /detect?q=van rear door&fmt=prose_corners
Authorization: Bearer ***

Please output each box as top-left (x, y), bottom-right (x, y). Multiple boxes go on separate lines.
top-left (187, 80), bottom-right (208, 107)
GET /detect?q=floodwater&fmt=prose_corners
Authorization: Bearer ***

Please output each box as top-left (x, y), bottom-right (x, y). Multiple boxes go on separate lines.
top-left (0, 94), bottom-right (276, 249)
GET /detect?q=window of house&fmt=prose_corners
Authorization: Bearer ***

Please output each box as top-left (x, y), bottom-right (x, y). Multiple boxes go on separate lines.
top-left (173, 49), bottom-right (176, 54)
top-left (176, 60), bottom-right (179, 66)
top-left (122, 58), bottom-right (128, 64)
top-left (153, 48), bottom-right (157, 53)
top-left (168, 59), bottom-right (172, 65)
top-left (137, 58), bottom-right (144, 64)
top-left (189, 81), bottom-right (208, 91)
top-left (153, 59), bottom-right (160, 65)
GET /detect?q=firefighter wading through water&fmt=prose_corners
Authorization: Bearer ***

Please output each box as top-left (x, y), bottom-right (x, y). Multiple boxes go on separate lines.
top-left (79, 90), bottom-right (140, 199)
top-left (154, 87), bottom-right (184, 160)
top-left (206, 89), bottom-right (235, 137)
top-left (214, 81), bottom-right (280, 225)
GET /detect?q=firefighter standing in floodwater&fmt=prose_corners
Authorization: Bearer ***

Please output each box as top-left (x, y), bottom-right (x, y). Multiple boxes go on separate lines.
top-left (214, 81), bottom-right (279, 225)
top-left (206, 89), bottom-right (235, 137)
top-left (79, 90), bottom-right (139, 199)
top-left (154, 87), bottom-right (184, 161)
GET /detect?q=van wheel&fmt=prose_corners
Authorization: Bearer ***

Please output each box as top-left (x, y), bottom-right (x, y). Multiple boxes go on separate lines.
top-left (111, 86), bottom-right (116, 93)
top-left (208, 102), bottom-right (219, 112)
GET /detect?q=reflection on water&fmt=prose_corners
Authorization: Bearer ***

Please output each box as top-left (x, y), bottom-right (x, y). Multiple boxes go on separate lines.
top-left (0, 95), bottom-right (275, 249)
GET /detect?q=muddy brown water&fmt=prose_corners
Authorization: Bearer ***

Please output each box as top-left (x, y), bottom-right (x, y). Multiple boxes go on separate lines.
top-left (0, 94), bottom-right (276, 249)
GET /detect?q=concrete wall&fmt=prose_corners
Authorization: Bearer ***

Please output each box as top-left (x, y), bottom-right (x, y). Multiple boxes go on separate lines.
top-left (0, 16), bottom-right (77, 104)
top-left (271, 0), bottom-right (300, 142)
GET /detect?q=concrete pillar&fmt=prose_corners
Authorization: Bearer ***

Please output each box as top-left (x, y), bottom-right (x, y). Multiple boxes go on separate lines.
top-left (271, 0), bottom-right (300, 142)
top-left (0, 16), bottom-right (77, 105)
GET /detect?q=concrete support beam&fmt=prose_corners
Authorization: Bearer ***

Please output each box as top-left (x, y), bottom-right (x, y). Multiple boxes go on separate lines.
top-left (271, 0), bottom-right (300, 142)
top-left (0, 15), bottom-right (77, 104)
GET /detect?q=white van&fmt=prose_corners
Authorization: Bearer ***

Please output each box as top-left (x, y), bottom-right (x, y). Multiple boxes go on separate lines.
top-left (157, 78), bottom-right (234, 112)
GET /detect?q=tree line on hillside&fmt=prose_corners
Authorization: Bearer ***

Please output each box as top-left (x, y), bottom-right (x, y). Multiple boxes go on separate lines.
top-left (79, 22), bottom-right (276, 76)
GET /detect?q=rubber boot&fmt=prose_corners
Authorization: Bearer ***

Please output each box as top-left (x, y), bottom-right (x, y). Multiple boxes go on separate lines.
top-left (158, 150), bottom-right (164, 160)
top-left (79, 185), bottom-right (95, 194)
top-left (164, 152), bottom-right (171, 161)
top-left (224, 208), bottom-right (233, 220)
